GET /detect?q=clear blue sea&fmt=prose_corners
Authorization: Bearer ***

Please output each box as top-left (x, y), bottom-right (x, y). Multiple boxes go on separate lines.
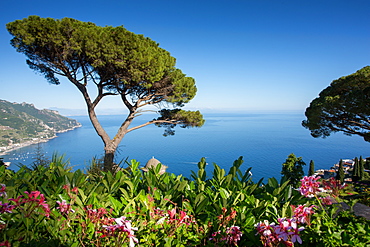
top-left (2, 112), bottom-right (369, 181)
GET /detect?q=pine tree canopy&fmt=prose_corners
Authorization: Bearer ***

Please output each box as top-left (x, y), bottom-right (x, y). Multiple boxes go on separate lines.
top-left (7, 16), bottom-right (205, 166)
top-left (302, 66), bottom-right (370, 142)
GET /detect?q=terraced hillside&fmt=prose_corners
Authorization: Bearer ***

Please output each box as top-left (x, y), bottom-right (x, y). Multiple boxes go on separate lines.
top-left (0, 99), bottom-right (80, 147)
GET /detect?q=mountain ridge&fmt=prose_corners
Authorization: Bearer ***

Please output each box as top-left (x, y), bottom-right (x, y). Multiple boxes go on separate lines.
top-left (0, 99), bottom-right (81, 153)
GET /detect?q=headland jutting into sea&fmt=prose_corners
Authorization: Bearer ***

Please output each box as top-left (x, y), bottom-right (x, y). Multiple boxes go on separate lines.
top-left (0, 124), bottom-right (81, 157)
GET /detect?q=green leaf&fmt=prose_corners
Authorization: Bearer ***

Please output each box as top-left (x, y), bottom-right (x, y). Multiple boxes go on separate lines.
top-left (219, 188), bottom-right (230, 199)
top-left (267, 177), bottom-right (279, 188)
top-left (109, 195), bottom-right (123, 212)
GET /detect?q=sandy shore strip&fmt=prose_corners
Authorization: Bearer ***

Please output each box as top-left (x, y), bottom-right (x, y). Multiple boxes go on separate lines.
top-left (0, 125), bottom-right (81, 156)
top-left (0, 137), bottom-right (55, 156)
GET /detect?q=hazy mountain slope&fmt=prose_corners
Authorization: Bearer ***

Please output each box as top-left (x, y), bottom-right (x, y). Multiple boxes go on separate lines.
top-left (0, 99), bottom-right (80, 147)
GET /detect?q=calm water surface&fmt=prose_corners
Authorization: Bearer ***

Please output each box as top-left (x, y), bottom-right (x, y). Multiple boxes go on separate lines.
top-left (3, 112), bottom-right (370, 181)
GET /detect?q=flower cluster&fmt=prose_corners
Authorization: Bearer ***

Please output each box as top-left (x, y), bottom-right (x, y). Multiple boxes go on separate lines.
top-left (62, 184), bottom-right (79, 196)
top-left (167, 207), bottom-right (193, 226)
top-left (9, 191), bottom-right (50, 217)
top-left (56, 200), bottom-right (74, 214)
top-left (255, 203), bottom-right (315, 246)
top-left (210, 227), bottom-right (243, 246)
top-left (322, 177), bottom-right (346, 197)
top-left (291, 204), bottom-right (316, 225)
top-left (85, 205), bottom-right (113, 226)
top-left (0, 185), bottom-right (10, 245)
top-left (319, 196), bottom-right (333, 205)
top-left (255, 218), bottom-right (304, 246)
top-left (149, 204), bottom-right (195, 228)
top-left (0, 185), bottom-right (13, 214)
top-left (102, 216), bottom-right (138, 247)
top-left (0, 202), bottom-right (15, 214)
top-left (70, 204), bottom-right (138, 246)
top-left (0, 184), bottom-right (7, 198)
top-left (217, 207), bottom-right (237, 225)
top-left (224, 226), bottom-right (243, 245)
top-left (0, 240), bottom-right (10, 247)
top-left (300, 176), bottom-right (348, 206)
top-left (209, 208), bottom-right (242, 246)
top-left (299, 176), bottom-right (321, 198)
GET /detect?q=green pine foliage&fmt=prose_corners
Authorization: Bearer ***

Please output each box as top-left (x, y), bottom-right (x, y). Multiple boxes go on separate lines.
top-left (302, 66), bottom-right (370, 143)
top-left (6, 16), bottom-right (205, 166)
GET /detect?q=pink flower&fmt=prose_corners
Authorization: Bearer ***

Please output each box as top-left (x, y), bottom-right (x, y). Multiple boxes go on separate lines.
top-left (255, 220), bottom-right (275, 237)
top-left (256, 218), bottom-right (305, 246)
top-left (166, 208), bottom-right (192, 225)
top-left (0, 202), bottom-right (16, 214)
top-left (274, 218), bottom-right (292, 241)
top-left (224, 226), bottom-right (242, 245)
top-left (71, 187), bottom-right (79, 194)
top-left (9, 191), bottom-right (50, 217)
top-left (322, 177), bottom-right (346, 197)
top-left (299, 176), bottom-right (321, 198)
top-left (291, 204), bottom-right (315, 224)
top-left (289, 224), bottom-right (304, 244)
top-left (319, 196), bottom-right (333, 205)
top-left (56, 200), bottom-right (74, 214)
top-left (8, 195), bottom-right (23, 205)
top-left (24, 191), bottom-right (50, 217)
top-left (0, 184), bottom-right (6, 197)
top-left (0, 240), bottom-right (10, 247)
top-left (85, 206), bottom-right (109, 222)
top-left (210, 230), bottom-right (221, 240)
top-left (178, 210), bottom-right (190, 224)
top-left (168, 208), bottom-right (177, 219)
top-left (103, 216), bottom-right (138, 247)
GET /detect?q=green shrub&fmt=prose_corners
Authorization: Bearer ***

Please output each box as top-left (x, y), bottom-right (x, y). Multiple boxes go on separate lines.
top-left (0, 156), bottom-right (368, 246)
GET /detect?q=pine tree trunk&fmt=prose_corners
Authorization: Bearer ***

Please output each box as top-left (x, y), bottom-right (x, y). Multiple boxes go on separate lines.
top-left (104, 148), bottom-right (115, 172)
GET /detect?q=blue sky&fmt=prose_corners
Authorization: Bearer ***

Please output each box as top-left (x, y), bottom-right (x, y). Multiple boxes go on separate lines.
top-left (0, 0), bottom-right (369, 115)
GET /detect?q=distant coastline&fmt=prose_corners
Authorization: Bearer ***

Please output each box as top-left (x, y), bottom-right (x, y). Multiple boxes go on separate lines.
top-left (0, 124), bottom-right (81, 156)
top-left (1, 113), bottom-right (369, 181)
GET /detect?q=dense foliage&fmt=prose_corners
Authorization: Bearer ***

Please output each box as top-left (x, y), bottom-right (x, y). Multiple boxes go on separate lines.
top-left (7, 16), bottom-right (204, 166)
top-left (302, 66), bottom-right (370, 142)
top-left (0, 156), bottom-right (369, 246)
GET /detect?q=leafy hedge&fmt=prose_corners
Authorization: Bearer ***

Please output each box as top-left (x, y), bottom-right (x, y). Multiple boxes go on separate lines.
top-left (0, 156), bottom-right (369, 246)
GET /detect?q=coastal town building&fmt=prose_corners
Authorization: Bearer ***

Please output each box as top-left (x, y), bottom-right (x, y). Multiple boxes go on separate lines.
top-left (315, 157), bottom-right (370, 181)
